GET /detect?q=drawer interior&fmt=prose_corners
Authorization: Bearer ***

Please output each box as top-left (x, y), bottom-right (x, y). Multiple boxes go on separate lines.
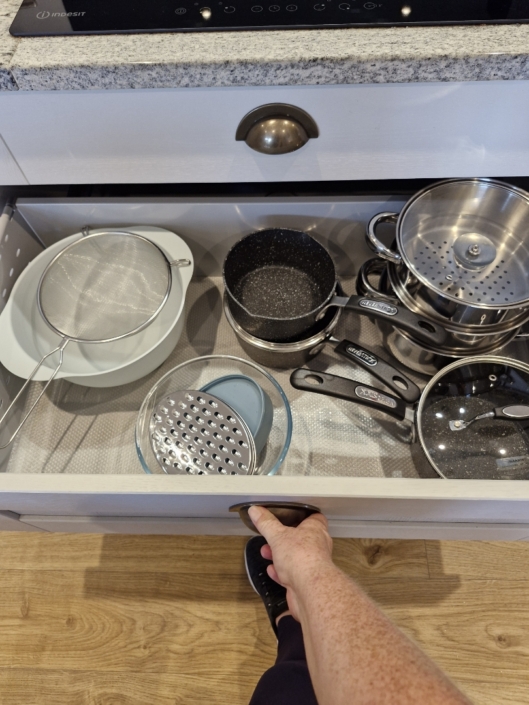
top-left (1, 194), bottom-right (528, 480)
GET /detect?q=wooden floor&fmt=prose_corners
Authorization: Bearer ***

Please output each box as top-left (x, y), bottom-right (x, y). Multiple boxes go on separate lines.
top-left (0, 534), bottom-right (528, 704)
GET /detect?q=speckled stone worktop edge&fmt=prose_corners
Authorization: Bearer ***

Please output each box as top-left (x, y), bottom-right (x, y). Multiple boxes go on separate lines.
top-left (3, 20), bottom-right (529, 90)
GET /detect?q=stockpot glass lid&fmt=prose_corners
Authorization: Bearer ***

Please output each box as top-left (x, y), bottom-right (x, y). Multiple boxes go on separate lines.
top-left (417, 356), bottom-right (529, 480)
top-left (397, 179), bottom-right (529, 309)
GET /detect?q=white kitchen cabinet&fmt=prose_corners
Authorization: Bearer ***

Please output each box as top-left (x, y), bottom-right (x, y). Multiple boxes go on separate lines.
top-left (0, 134), bottom-right (27, 185)
top-left (0, 81), bottom-right (528, 185)
top-left (0, 195), bottom-right (529, 539)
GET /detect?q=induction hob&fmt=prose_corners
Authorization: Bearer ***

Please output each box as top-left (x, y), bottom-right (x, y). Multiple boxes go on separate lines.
top-left (10, 0), bottom-right (529, 36)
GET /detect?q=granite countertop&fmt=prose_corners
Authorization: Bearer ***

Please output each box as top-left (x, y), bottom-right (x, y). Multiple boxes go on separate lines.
top-left (1, 0), bottom-right (529, 91)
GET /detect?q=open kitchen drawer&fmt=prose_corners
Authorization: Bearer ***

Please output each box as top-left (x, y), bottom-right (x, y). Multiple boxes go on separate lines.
top-left (1, 194), bottom-right (529, 540)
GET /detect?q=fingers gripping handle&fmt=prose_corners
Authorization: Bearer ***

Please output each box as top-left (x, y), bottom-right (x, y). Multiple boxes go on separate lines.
top-left (290, 368), bottom-right (408, 421)
top-left (0, 339), bottom-right (69, 449)
top-left (229, 502), bottom-right (321, 534)
top-left (333, 339), bottom-right (421, 403)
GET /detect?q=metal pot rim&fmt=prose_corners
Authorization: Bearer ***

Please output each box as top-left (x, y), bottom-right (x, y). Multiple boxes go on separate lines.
top-left (224, 295), bottom-right (341, 351)
top-left (416, 355), bottom-right (529, 479)
top-left (387, 261), bottom-right (529, 335)
top-left (394, 178), bottom-right (529, 310)
top-left (223, 227), bottom-right (338, 323)
top-left (382, 319), bottom-right (520, 357)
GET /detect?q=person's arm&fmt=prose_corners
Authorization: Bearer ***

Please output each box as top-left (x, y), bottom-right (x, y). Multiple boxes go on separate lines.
top-left (248, 506), bottom-right (472, 705)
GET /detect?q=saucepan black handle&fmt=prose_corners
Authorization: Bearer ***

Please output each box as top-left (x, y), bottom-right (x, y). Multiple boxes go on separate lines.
top-left (338, 296), bottom-right (446, 347)
top-left (290, 368), bottom-right (409, 421)
top-left (494, 405), bottom-right (529, 420)
top-left (333, 339), bottom-right (421, 403)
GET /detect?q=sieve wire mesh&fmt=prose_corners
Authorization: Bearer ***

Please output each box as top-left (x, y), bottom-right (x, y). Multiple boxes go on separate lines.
top-left (38, 232), bottom-right (171, 343)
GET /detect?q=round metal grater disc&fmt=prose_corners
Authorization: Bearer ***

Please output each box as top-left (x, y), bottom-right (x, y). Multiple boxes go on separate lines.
top-left (150, 390), bottom-right (256, 475)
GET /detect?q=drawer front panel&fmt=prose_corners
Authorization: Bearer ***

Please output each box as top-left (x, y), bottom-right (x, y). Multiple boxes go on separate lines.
top-left (0, 81), bottom-right (528, 184)
top-left (18, 515), bottom-right (529, 540)
top-left (2, 475), bottom-right (529, 528)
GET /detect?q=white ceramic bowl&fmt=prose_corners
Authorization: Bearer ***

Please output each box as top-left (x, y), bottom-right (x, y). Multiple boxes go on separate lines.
top-left (0, 226), bottom-right (193, 387)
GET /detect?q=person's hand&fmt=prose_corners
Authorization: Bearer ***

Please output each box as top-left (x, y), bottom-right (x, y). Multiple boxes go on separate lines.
top-left (248, 506), bottom-right (334, 620)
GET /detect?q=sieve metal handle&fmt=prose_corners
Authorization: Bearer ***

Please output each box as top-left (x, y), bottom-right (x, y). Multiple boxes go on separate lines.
top-left (0, 339), bottom-right (69, 449)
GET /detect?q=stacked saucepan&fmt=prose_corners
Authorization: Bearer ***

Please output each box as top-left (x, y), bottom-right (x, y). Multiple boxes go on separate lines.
top-left (359, 178), bottom-right (529, 374)
top-left (223, 226), bottom-right (447, 402)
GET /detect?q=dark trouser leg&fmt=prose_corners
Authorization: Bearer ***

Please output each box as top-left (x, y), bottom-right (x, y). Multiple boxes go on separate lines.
top-left (249, 616), bottom-right (318, 705)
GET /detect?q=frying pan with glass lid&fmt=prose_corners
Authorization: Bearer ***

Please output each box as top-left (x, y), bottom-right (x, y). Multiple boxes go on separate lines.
top-left (291, 356), bottom-right (529, 480)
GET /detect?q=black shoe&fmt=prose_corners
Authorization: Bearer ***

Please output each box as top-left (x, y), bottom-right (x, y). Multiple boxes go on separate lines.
top-left (245, 535), bottom-right (288, 636)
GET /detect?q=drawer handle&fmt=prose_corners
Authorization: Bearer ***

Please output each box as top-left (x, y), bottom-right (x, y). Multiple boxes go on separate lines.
top-left (230, 501), bottom-right (321, 533)
top-left (235, 103), bottom-right (319, 155)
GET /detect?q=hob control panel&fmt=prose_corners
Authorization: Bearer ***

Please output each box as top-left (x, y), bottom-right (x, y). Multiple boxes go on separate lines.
top-left (10, 0), bottom-right (529, 36)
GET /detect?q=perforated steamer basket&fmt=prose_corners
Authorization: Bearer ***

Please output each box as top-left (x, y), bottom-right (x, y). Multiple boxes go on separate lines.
top-left (366, 179), bottom-right (529, 326)
top-left (136, 355), bottom-right (292, 476)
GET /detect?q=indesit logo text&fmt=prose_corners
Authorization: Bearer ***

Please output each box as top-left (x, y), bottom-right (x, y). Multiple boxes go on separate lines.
top-left (37, 10), bottom-right (86, 18)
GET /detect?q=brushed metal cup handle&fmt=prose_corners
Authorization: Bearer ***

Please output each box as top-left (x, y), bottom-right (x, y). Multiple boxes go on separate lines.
top-left (229, 502), bottom-right (321, 534)
top-left (236, 103), bottom-right (319, 155)
top-left (366, 212), bottom-right (402, 264)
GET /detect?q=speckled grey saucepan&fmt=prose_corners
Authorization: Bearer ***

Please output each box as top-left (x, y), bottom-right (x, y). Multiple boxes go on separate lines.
top-left (223, 228), bottom-right (447, 346)
top-left (291, 356), bottom-right (529, 480)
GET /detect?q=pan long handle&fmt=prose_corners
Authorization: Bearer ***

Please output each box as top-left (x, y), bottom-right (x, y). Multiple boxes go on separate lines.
top-left (320, 295), bottom-right (446, 348)
top-left (0, 339), bottom-right (69, 450)
top-left (332, 339), bottom-right (421, 403)
top-left (290, 368), bottom-right (409, 421)
top-left (494, 405), bottom-right (529, 420)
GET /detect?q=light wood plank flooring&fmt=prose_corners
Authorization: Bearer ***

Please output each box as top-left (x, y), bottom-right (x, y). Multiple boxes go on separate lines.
top-left (0, 533), bottom-right (528, 704)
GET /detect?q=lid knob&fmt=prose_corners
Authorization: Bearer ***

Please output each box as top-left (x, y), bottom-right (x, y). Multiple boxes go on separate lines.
top-left (453, 233), bottom-right (497, 271)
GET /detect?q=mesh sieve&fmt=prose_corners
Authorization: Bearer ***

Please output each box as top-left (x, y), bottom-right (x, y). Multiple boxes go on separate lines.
top-left (38, 231), bottom-right (171, 343)
top-left (0, 230), bottom-right (173, 450)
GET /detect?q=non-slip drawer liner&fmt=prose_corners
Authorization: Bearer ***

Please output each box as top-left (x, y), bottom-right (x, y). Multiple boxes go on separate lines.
top-left (8, 278), bottom-right (429, 478)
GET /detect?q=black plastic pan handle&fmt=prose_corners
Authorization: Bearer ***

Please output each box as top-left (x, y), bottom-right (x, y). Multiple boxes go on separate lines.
top-left (332, 338), bottom-right (421, 403)
top-left (319, 295), bottom-right (446, 347)
top-left (290, 368), bottom-right (409, 421)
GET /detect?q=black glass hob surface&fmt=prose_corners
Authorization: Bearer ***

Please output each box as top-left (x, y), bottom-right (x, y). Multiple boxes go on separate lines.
top-left (10, 0), bottom-right (529, 35)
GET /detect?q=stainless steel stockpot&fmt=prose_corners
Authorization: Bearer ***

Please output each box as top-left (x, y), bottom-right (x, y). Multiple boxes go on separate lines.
top-left (375, 317), bottom-right (519, 376)
top-left (357, 258), bottom-right (527, 371)
top-left (366, 179), bottom-right (529, 326)
top-left (387, 261), bottom-right (529, 334)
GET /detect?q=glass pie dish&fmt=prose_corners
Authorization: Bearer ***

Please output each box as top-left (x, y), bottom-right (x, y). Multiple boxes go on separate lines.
top-left (136, 355), bottom-right (292, 475)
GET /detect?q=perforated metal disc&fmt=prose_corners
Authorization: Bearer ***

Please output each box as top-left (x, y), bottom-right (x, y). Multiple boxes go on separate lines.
top-left (150, 390), bottom-right (256, 475)
top-left (38, 231), bottom-right (171, 343)
top-left (397, 180), bottom-right (529, 309)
